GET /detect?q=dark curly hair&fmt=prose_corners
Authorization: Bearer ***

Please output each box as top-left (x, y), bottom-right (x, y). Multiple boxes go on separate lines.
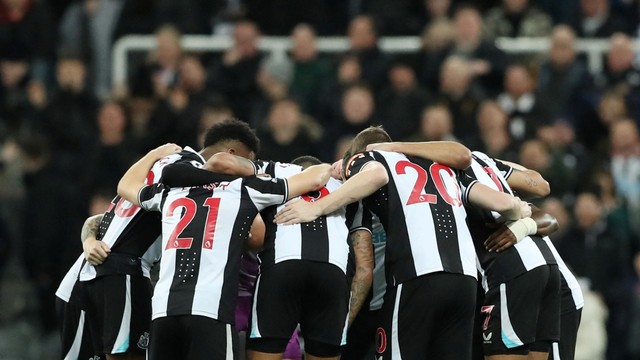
top-left (203, 119), bottom-right (260, 154)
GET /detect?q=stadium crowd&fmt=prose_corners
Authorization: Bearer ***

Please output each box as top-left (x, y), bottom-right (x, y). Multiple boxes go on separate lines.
top-left (1, 0), bottom-right (640, 359)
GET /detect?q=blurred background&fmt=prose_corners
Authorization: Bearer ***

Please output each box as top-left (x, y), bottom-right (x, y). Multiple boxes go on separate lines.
top-left (0, 0), bottom-right (639, 359)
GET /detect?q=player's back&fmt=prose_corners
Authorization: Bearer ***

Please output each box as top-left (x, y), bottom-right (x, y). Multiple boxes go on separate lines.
top-left (346, 150), bottom-right (476, 285)
top-left (258, 161), bottom-right (350, 273)
top-left (463, 151), bottom-right (556, 289)
top-left (139, 175), bottom-right (287, 323)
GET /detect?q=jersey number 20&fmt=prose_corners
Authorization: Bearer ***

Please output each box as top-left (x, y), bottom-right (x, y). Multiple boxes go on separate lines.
top-left (395, 161), bottom-right (462, 207)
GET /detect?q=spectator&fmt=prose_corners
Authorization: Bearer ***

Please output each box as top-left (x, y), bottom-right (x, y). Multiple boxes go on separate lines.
top-left (560, 192), bottom-right (633, 296)
top-left (570, 0), bottom-right (631, 38)
top-left (209, 20), bottom-right (263, 122)
top-left (0, 0), bottom-right (54, 83)
top-left (595, 33), bottom-right (640, 96)
top-left (253, 52), bottom-right (294, 126)
top-left (434, 56), bottom-right (484, 143)
top-left (345, 15), bottom-right (390, 93)
top-left (519, 139), bottom-right (575, 200)
top-left (422, 0), bottom-right (454, 23)
top-left (609, 119), bottom-right (640, 233)
top-left (578, 90), bottom-right (629, 154)
top-left (497, 63), bottom-right (552, 143)
top-left (288, 24), bottom-right (332, 116)
top-left (538, 25), bottom-right (593, 121)
top-left (416, 18), bottom-right (455, 92)
top-left (86, 100), bottom-right (136, 193)
top-left (149, 24), bottom-right (183, 98)
top-left (257, 99), bottom-right (319, 162)
top-left (449, 4), bottom-right (508, 96)
top-left (377, 59), bottom-right (429, 141)
top-left (58, 0), bottom-right (126, 99)
top-left (317, 54), bottom-right (363, 129)
top-left (541, 196), bottom-right (572, 246)
top-left (406, 104), bottom-right (457, 142)
top-left (483, 0), bottom-right (553, 38)
top-left (41, 56), bottom-right (99, 170)
top-left (324, 84), bottom-right (377, 160)
top-left (472, 100), bottom-right (518, 160)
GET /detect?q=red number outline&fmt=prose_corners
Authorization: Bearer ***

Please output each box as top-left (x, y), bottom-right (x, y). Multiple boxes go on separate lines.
top-left (483, 167), bottom-right (504, 192)
top-left (480, 305), bottom-right (495, 331)
top-left (164, 197), bottom-right (223, 251)
top-left (394, 160), bottom-right (462, 207)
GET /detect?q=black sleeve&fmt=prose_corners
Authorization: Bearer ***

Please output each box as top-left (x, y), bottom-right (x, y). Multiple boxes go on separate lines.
top-left (161, 163), bottom-right (239, 187)
top-left (493, 158), bottom-right (514, 180)
top-left (344, 151), bottom-right (378, 179)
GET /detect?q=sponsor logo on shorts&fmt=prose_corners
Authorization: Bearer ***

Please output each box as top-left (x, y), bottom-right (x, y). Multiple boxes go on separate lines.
top-left (137, 332), bottom-right (150, 349)
top-left (483, 331), bottom-right (493, 344)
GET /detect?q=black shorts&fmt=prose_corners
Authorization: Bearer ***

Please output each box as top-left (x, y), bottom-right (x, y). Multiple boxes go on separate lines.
top-left (246, 260), bottom-right (349, 357)
top-left (57, 297), bottom-right (102, 360)
top-left (481, 265), bottom-right (561, 356)
top-left (376, 272), bottom-right (477, 360)
top-left (83, 274), bottom-right (152, 355)
top-left (550, 308), bottom-right (582, 360)
top-left (149, 315), bottom-right (238, 360)
top-left (342, 307), bottom-right (383, 360)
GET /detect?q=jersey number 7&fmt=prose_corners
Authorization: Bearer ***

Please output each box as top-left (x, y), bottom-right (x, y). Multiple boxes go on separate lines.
top-left (165, 197), bottom-right (221, 250)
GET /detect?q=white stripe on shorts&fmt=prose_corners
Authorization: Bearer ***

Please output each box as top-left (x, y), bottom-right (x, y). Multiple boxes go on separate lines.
top-left (63, 310), bottom-right (85, 360)
top-left (113, 274), bottom-right (132, 353)
top-left (249, 275), bottom-right (262, 338)
top-left (226, 323), bottom-right (233, 359)
top-left (500, 283), bottom-right (524, 348)
top-left (391, 284), bottom-right (403, 360)
top-left (552, 342), bottom-right (561, 359)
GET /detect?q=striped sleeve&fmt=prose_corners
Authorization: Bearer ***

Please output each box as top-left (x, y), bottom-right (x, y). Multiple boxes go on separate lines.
top-left (345, 201), bottom-right (372, 234)
top-left (138, 183), bottom-right (168, 212)
top-left (457, 169), bottom-right (479, 206)
top-left (493, 159), bottom-right (514, 180)
top-left (243, 176), bottom-right (289, 210)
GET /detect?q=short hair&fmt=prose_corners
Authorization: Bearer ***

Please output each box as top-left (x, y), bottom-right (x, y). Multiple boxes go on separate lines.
top-left (350, 126), bottom-right (392, 154)
top-left (291, 155), bottom-right (322, 169)
top-left (203, 119), bottom-right (260, 154)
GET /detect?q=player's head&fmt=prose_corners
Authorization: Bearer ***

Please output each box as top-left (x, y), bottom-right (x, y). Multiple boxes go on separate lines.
top-left (349, 126), bottom-right (392, 154)
top-left (202, 119), bottom-right (260, 160)
top-left (291, 155), bottom-right (322, 169)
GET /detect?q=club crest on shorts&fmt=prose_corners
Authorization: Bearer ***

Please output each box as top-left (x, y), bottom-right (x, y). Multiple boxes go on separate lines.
top-left (483, 331), bottom-right (493, 343)
top-left (137, 332), bottom-right (150, 349)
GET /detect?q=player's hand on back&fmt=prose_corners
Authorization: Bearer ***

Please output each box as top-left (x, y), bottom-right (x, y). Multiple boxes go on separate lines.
top-left (83, 236), bottom-right (111, 265)
top-left (331, 159), bottom-right (344, 180)
top-left (484, 225), bottom-right (517, 253)
top-left (274, 198), bottom-right (322, 225)
top-left (151, 143), bottom-right (183, 159)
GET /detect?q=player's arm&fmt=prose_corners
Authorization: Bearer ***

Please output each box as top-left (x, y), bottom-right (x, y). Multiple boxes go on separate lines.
top-left (117, 143), bottom-right (182, 205)
top-left (80, 214), bottom-right (111, 266)
top-left (466, 183), bottom-right (531, 221)
top-left (498, 159), bottom-right (550, 199)
top-left (366, 141), bottom-right (472, 169)
top-left (348, 229), bottom-right (373, 327)
top-left (484, 206), bottom-right (559, 252)
top-left (275, 162), bottom-right (389, 224)
top-left (284, 163), bottom-right (332, 199)
top-left (205, 152), bottom-right (257, 176)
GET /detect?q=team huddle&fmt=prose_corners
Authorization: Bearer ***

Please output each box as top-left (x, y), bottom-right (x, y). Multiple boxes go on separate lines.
top-left (55, 119), bottom-right (583, 360)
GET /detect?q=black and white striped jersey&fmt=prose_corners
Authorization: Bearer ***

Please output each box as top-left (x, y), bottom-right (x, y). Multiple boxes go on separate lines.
top-left (138, 175), bottom-right (288, 323)
top-left (345, 150), bottom-right (477, 285)
top-left (346, 201), bottom-right (387, 311)
top-left (78, 147), bottom-right (205, 281)
top-left (255, 161), bottom-right (350, 273)
top-left (462, 151), bottom-right (556, 291)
